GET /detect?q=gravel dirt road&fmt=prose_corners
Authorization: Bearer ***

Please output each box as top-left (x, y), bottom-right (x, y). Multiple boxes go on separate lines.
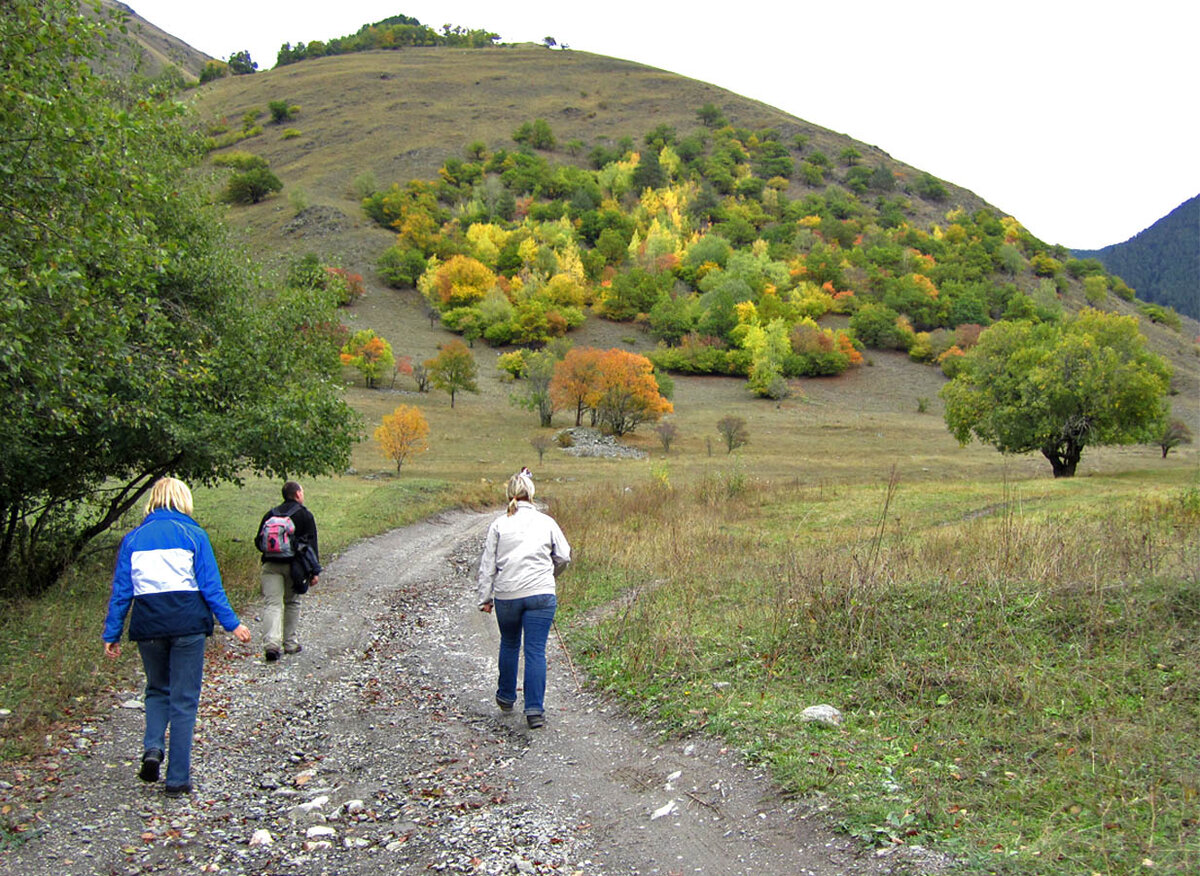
top-left (0, 510), bottom-right (941, 875)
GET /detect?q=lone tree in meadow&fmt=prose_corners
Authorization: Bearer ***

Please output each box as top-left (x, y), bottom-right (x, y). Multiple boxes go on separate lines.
top-left (592, 349), bottom-right (673, 437)
top-left (940, 309), bottom-right (1171, 477)
top-left (340, 329), bottom-right (394, 389)
top-left (654, 421), bottom-right (679, 453)
top-left (426, 339), bottom-right (479, 408)
top-left (375, 405), bottom-right (430, 472)
top-left (716, 415), bottom-right (749, 453)
top-left (510, 349), bottom-right (558, 427)
top-left (1159, 419), bottom-right (1193, 458)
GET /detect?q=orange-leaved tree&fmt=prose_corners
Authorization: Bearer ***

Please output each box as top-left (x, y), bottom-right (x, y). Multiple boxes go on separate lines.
top-left (340, 329), bottom-right (394, 388)
top-left (374, 405), bottom-right (430, 472)
top-left (550, 346), bottom-right (604, 426)
top-left (592, 348), bottom-right (673, 436)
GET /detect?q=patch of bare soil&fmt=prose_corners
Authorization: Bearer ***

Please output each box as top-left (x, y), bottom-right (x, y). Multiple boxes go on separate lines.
top-left (0, 511), bottom-right (947, 875)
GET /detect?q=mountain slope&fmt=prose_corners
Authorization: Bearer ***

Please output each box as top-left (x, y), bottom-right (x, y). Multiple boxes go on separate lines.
top-left (93, 1), bottom-right (213, 80)
top-left (1073, 195), bottom-right (1200, 320)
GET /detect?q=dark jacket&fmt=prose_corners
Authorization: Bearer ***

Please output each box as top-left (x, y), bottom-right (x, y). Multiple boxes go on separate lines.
top-left (254, 500), bottom-right (319, 564)
top-left (102, 509), bottom-right (241, 642)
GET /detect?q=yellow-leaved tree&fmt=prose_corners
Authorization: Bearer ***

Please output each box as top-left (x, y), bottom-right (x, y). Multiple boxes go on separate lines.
top-left (374, 405), bottom-right (430, 472)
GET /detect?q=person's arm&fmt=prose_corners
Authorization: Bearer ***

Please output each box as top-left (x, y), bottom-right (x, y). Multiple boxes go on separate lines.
top-left (477, 521), bottom-right (500, 610)
top-left (298, 507), bottom-right (319, 584)
top-left (549, 519), bottom-right (571, 575)
top-left (193, 528), bottom-right (246, 636)
top-left (101, 537), bottom-right (135, 651)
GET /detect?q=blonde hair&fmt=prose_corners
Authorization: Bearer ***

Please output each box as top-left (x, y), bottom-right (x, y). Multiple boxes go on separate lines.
top-left (144, 477), bottom-right (194, 517)
top-left (505, 471), bottom-right (535, 516)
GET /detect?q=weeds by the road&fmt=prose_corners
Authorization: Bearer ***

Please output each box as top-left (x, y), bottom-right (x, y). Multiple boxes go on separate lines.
top-left (555, 467), bottom-right (1200, 875)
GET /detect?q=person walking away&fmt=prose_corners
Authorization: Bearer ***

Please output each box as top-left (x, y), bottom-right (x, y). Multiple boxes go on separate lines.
top-left (477, 469), bottom-right (570, 729)
top-left (102, 477), bottom-right (251, 798)
top-left (255, 481), bottom-right (320, 662)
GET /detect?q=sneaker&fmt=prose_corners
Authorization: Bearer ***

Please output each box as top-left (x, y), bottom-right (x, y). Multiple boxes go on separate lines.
top-left (265, 649), bottom-right (280, 662)
top-left (495, 695), bottom-right (514, 713)
top-left (526, 713), bottom-right (545, 729)
top-left (164, 784), bottom-right (192, 799)
top-left (284, 644), bottom-right (303, 655)
top-left (138, 749), bottom-right (163, 783)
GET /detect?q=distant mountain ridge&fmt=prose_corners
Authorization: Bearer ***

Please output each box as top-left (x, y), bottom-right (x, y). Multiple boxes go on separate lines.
top-left (94, 1), bottom-right (212, 79)
top-left (1073, 195), bottom-right (1200, 320)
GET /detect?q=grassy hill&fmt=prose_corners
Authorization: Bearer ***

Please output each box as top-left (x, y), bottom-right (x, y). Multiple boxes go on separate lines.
top-left (183, 45), bottom-right (1199, 454)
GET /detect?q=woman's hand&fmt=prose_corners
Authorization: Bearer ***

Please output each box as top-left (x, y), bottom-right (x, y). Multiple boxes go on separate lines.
top-left (103, 641), bottom-right (121, 659)
top-left (232, 624), bottom-right (251, 643)
top-left (479, 601), bottom-right (494, 614)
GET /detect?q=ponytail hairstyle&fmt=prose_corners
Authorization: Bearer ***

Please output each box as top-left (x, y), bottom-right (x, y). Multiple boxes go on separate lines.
top-left (505, 468), bottom-right (535, 516)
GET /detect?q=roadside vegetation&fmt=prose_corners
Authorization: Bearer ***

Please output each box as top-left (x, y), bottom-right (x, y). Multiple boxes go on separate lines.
top-left (554, 468), bottom-right (1200, 874)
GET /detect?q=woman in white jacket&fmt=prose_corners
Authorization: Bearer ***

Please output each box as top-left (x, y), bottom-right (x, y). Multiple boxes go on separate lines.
top-left (477, 470), bottom-right (570, 729)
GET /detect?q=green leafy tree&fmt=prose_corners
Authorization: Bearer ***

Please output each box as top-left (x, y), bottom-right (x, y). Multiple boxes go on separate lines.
top-left (0, 0), bottom-right (357, 594)
top-left (268, 100), bottom-right (296, 123)
top-left (426, 340), bottom-right (479, 408)
top-left (940, 310), bottom-right (1171, 477)
top-left (510, 350), bottom-right (558, 427)
top-left (225, 167), bottom-right (283, 204)
top-left (697, 103), bottom-right (727, 128)
top-left (227, 50), bottom-right (258, 74)
top-left (1159, 419), bottom-right (1193, 458)
top-left (743, 319), bottom-right (792, 398)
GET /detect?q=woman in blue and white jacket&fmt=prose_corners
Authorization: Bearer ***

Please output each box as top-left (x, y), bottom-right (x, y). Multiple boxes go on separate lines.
top-left (102, 478), bottom-right (250, 798)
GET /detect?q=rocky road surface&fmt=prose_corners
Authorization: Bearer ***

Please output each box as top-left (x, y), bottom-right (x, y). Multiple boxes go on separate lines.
top-left (0, 510), bottom-right (942, 875)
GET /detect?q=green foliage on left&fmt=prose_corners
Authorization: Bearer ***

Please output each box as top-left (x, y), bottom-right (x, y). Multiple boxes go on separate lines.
top-left (0, 0), bottom-right (359, 595)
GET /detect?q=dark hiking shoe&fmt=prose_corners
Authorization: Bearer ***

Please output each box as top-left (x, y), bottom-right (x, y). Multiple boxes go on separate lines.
top-left (265, 649), bottom-right (281, 662)
top-left (496, 696), bottom-right (514, 713)
top-left (526, 713), bottom-right (545, 729)
top-left (139, 749), bottom-right (163, 783)
top-left (164, 784), bottom-right (192, 799)
top-left (284, 644), bottom-right (303, 655)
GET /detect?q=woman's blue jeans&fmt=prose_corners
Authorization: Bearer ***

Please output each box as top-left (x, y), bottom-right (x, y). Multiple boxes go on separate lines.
top-left (493, 593), bottom-right (557, 716)
top-left (137, 633), bottom-right (206, 788)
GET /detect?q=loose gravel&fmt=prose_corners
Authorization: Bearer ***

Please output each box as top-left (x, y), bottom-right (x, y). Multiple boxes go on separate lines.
top-left (0, 510), bottom-right (948, 875)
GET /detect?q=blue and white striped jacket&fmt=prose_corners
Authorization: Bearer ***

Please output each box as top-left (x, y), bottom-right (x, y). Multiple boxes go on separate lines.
top-left (102, 508), bottom-right (241, 642)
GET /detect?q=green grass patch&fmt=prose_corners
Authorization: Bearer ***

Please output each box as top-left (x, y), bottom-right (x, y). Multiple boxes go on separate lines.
top-left (557, 469), bottom-right (1200, 875)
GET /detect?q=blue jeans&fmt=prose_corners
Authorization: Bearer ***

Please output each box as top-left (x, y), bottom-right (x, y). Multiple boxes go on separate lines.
top-left (137, 634), bottom-right (206, 788)
top-left (493, 594), bottom-right (557, 715)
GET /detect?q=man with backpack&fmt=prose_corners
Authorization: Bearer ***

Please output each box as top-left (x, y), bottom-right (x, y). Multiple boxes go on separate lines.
top-left (254, 481), bottom-right (320, 662)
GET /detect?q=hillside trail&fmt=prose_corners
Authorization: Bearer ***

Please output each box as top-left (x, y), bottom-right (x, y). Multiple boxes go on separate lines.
top-left (0, 510), bottom-right (938, 875)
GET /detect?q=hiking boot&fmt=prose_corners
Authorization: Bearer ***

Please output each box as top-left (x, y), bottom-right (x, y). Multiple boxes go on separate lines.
top-left (284, 644), bottom-right (303, 655)
top-left (139, 749), bottom-right (163, 783)
top-left (526, 713), bottom-right (545, 729)
top-left (164, 783), bottom-right (192, 799)
top-left (265, 648), bottom-right (281, 662)
top-left (495, 695), bottom-right (514, 713)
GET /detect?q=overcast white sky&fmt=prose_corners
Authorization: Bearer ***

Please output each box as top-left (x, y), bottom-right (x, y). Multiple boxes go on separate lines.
top-left (125, 0), bottom-right (1198, 250)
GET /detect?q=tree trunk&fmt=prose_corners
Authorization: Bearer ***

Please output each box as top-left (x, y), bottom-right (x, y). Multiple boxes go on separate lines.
top-left (1042, 443), bottom-right (1081, 478)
